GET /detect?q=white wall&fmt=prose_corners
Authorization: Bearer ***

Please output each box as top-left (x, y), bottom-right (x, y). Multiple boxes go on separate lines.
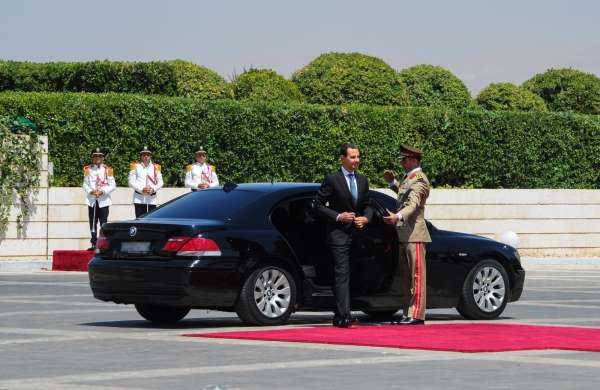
top-left (2, 184), bottom-right (599, 260)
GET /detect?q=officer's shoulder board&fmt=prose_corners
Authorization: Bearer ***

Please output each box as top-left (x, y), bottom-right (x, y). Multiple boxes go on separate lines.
top-left (83, 165), bottom-right (91, 176)
top-left (155, 163), bottom-right (161, 172)
top-left (129, 161), bottom-right (138, 171)
top-left (106, 165), bottom-right (114, 176)
top-left (186, 164), bottom-right (193, 172)
top-left (210, 165), bottom-right (216, 172)
top-left (410, 171), bottom-right (426, 182)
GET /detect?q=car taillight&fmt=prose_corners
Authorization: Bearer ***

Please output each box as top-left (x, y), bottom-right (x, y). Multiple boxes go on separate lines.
top-left (96, 232), bottom-right (109, 251)
top-left (162, 236), bottom-right (221, 257)
top-left (162, 237), bottom-right (191, 252)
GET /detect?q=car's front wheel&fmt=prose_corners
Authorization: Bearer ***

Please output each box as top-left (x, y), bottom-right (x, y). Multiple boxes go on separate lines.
top-left (457, 259), bottom-right (510, 320)
top-left (235, 265), bottom-right (297, 325)
top-left (134, 304), bottom-right (190, 323)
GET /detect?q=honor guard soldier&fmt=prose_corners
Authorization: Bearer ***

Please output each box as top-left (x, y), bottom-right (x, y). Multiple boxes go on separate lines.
top-left (383, 144), bottom-right (431, 325)
top-left (83, 148), bottom-right (116, 250)
top-left (184, 146), bottom-right (219, 191)
top-left (128, 146), bottom-right (164, 217)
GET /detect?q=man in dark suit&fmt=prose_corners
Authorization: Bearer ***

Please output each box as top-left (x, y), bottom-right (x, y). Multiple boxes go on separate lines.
top-left (314, 143), bottom-right (373, 328)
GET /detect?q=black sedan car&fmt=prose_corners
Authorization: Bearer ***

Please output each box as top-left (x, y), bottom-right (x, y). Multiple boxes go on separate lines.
top-left (89, 183), bottom-right (525, 325)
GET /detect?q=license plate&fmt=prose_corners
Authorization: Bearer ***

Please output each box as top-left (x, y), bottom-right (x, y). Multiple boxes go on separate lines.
top-left (121, 241), bottom-right (151, 253)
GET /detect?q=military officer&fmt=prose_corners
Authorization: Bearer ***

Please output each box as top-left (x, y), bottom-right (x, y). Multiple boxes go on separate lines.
top-left (383, 144), bottom-right (431, 325)
top-left (128, 146), bottom-right (164, 217)
top-left (184, 146), bottom-right (219, 191)
top-left (83, 148), bottom-right (116, 250)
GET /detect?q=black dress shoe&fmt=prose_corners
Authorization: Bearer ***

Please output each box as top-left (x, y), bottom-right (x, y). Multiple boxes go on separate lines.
top-left (333, 316), bottom-right (352, 328)
top-left (87, 246), bottom-right (96, 251)
top-left (400, 318), bottom-right (425, 325)
top-left (390, 315), bottom-right (409, 325)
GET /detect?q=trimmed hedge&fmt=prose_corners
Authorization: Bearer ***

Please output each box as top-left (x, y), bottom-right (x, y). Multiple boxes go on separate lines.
top-left (523, 68), bottom-right (600, 115)
top-left (476, 82), bottom-right (548, 112)
top-left (398, 65), bottom-right (472, 109)
top-left (292, 52), bottom-right (408, 105)
top-left (233, 69), bottom-right (304, 103)
top-left (0, 92), bottom-right (598, 189)
top-left (0, 60), bottom-right (231, 99)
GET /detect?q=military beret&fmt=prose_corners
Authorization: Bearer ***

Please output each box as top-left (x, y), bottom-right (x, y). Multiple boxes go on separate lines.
top-left (91, 148), bottom-right (105, 157)
top-left (399, 144), bottom-right (423, 158)
top-left (140, 145), bottom-right (152, 155)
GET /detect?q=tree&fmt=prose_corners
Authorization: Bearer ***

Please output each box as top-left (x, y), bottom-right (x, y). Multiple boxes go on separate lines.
top-left (476, 82), bottom-right (548, 111)
top-left (233, 69), bottom-right (303, 103)
top-left (292, 52), bottom-right (408, 105)
top-left (523, 68), bottom-right (600, 114)
top-left (398, 64), bottom-right (471, 109)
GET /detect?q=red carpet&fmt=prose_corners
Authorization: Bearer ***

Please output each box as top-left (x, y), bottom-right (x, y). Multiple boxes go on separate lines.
top-left (52, 250), bottom-right (94, 271)
top-left (184, 323), bottom-right (600, 353)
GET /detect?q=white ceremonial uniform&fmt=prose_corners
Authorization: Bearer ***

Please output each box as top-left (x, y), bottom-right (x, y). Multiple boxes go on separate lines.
top-left (83, 164), bottom-right (116, 207)
top-left (184, 162), bottom-right (219, 190)
top-left (128, 161), bottom-right (164, 205)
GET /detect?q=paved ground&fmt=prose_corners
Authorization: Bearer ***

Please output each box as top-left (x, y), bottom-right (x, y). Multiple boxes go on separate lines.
top-left (1, 266), bottom-right (599, 390)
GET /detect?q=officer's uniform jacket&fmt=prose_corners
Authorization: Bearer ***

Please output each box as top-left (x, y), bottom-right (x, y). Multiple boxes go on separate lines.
top-left (394, 167), bottom-right (431, 243)
top-left (82, 164), bottom-right (116, 208)
top-left (184, 162), bottom-right (219, 189)
top-left (128, 161), bottom-right (164, 205)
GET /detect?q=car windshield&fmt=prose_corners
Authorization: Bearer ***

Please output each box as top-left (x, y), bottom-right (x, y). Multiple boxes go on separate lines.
top-left (146, 189), bottom-right (264, 220)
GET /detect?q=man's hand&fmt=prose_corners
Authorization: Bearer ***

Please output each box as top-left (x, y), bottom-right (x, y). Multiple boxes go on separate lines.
top-left (337, 212), bottom-right (356, 223)
top-left (383, 169), bottom-right (396, 184)
top-left (198, 183), bottom-right (210, 189)
top-left (354, 216), bottom-right (369, 229)
top-left (96, 190), bottom-right (104, 197)
top-left (143, 186), bottom-right (153, 194)
top-left (383, 210), bottom-right (399, 225)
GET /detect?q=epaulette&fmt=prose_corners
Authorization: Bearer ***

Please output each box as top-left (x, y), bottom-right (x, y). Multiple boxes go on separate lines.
top-left (83, 165), bottom-right (90, 176)
top-left (210, 165), bottom-right (216, 172)
top-left (409, 171), bottom-right (425, 181)
top-left (129, 161), bottom-right (138, 171)
top-left (186, 164), bottom-right (193, 172)
top-left (106, 166), bottom-right (114, 176)
top-left (155, 163), bottom-right (161, 172)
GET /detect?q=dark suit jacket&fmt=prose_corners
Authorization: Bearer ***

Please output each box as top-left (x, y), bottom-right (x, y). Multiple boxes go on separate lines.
top-left (314, 169), bottom-right (374, 245)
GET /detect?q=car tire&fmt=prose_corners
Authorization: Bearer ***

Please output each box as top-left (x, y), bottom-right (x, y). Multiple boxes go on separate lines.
top-left (457, 259), bottom-right (510, 320)
top-left (362, 310), bottom-right (399, 321)
top-left (134, 304), bottom-right (190, 323)
top-left (235, 265), bottom-right (297, 326)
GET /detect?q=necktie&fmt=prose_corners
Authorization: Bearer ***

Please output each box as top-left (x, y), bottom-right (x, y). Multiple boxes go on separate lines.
top-left (348, 173), bottom-right (358, 206)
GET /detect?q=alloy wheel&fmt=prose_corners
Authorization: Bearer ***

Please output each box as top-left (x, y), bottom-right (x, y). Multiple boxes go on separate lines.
top-left (472, 266), bottom-right (506, 312)
top-left (253, 268), bottom-right (291, 318)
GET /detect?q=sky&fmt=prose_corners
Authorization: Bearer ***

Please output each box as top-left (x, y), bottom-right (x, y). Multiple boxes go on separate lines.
top-left (1, 0), bottom-right (599, 94)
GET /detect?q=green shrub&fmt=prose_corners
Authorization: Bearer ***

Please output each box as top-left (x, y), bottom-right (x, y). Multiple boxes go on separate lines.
top-left (398, 64), bottom-right (472, 109)
top-left (476, 82), bottom-right (548, 111)
top-left (523, 68), bottom-right (600, 114)
top-left (0, 60), bottom-right (230, 99)
top-left (0, 92), bottom-right (597, 189)
top-left (291, 52), bottom-right (408, 105)
top-left (233, 68), bottom-right (303, 103)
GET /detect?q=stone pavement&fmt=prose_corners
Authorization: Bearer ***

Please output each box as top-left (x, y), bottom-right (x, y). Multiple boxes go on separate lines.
top-left (1, 265), bottom-right (599, 389)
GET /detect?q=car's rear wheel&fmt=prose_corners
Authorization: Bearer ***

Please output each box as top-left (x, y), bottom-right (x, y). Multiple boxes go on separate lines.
top-left (134, 304), bottom-right (190, 323)
top-left (235, 265), bottom-right (297, 325)
top-left (457, 259), bottom-right (510, 320)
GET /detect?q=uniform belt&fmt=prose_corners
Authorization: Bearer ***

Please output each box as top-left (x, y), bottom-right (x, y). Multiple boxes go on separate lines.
top-left (135, 190), bottom-right (156, 196)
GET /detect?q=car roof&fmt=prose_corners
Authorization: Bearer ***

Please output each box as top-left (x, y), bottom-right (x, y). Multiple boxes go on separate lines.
top-left (218, 182), bottom-right (321, 193)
